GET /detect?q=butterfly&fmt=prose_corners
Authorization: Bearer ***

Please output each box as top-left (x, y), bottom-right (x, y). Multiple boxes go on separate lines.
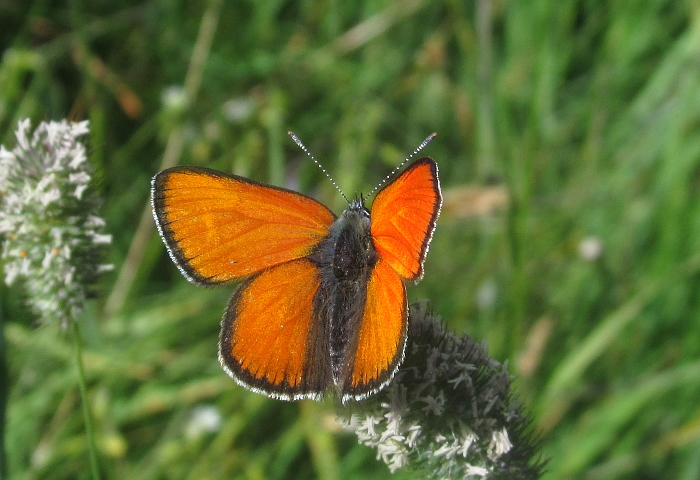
top-left (151, 133), bottom-right (441, 402)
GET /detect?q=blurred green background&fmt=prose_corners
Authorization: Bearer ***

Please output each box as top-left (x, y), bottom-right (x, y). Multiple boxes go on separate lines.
top-left (2, 0), bottom-right (700, 478)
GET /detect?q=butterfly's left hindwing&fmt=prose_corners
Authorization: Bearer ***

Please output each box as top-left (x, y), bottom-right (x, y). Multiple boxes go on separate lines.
top-left (219, 259), bottom-right (331, 400)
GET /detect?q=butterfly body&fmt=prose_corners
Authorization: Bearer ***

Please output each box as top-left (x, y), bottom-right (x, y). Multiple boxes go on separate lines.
top-left (307, 201), bottom-right (389, 395)
top-left (152, 155), bottom-right (441, 402)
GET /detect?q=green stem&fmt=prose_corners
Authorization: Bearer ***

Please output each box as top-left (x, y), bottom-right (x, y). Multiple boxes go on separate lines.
top-left (0, 297), bottom-right (7, 480)
top-left (103, 0), bottom-right (222, 318)
top-left (71, 321), bottom-right (101, 480)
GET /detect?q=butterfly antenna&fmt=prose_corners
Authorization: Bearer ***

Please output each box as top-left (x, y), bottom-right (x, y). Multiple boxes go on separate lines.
top-left (366, 132), bottom-right (437, 198)
top-left (288, 131), bottom-right (350, 203)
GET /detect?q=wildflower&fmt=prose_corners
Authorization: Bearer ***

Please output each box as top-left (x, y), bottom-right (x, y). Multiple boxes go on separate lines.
top-left (337, 302), bottom-right (545, 479)
top-left (0, 119), bottom-right (113, 327)
top-left (222, 97), bottom-right (256, 123)
top-left (185, 405), bottom-right (223, 440)
top-left (161, 85), bottom-right (188, 113)
top-left (476, 279), bottom-right (498, 309)
top-left (578, 236), bottom-right (603, 261)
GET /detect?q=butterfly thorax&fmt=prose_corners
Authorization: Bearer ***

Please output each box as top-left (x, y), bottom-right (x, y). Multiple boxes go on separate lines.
top-left (308, 200), bottom-right (379, 389)
top-left (308, 199), bottom-right (378, 293)
top-left (332, 201), bottom-right (377, 277)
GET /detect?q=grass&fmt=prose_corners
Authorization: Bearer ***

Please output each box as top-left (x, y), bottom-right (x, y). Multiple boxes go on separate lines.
top-left (2, 0), bottom-right (700, 478)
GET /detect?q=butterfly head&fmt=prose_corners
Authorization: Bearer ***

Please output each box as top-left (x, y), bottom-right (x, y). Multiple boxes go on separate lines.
top-left (347, 195), bottom-right (369, 213)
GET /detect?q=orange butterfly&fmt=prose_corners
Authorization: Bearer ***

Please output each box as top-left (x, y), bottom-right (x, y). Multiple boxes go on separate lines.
top-left (151, 133), bottom-right (441, 402)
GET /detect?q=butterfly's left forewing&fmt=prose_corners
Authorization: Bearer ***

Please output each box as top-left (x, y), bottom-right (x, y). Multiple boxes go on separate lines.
top-left (152, 166), bottom-right (336, 285)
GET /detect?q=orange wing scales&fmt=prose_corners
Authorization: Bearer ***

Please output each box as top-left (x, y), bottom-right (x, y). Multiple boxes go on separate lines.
top-left (152, 167), bottom-right (335, 284)
top-left (345, 258), bottom-right (407, 400)
top-left (219, 259), bottom-right (325, 400)
top-left (370, 158), bottom-right (441, 281)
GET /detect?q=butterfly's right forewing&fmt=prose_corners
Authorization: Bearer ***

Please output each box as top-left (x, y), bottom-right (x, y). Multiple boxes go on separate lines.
top-left (369, 158), bottom-right (442, 281)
